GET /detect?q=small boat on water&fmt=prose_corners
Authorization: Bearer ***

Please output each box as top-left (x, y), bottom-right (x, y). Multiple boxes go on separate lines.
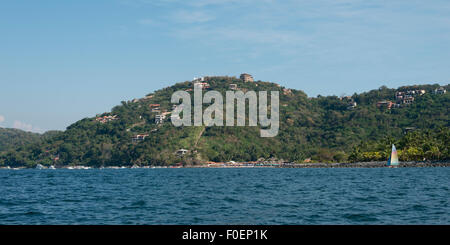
top-left (35, 164), bottom-right (46, 169)
top-left (387, 144), bottom-right (399, 168)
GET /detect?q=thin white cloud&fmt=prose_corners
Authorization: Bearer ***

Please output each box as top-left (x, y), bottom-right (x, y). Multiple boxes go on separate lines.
top-left (0, 115), bottom-right (4, 123)
top-left (137, 18), bottom-right (159, 26)
top-left (184, 0), bottom-right (252, 7)
top-left (139, 10), bottom-right (215, 26)
top-left (122, 0), bottom-right (255, 7)
top-left (13, 120), bottom-right (44, 133)
top-left (174, 26), bottom-right (311, 50)
top-left (171, 10), bottom-right (215, 23)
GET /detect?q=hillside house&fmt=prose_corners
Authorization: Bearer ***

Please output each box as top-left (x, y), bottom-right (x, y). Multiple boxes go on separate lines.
top-left (194, 82), bottom-right (210, 90)
top-left (434, 87), bottom-right (447, 94)
top-left (377, 100), bottom-right (394, 109)
top-left (240, 73), bottom-right (254, 82)
top-left (395, 89), bottom-right (426, 105)
top-left (403, 96), bottom-right (415, 105)
top-left (404, 127), bottom-right (416, 134)
top-left (347, 101), bottom-right (357, 110)
top-left (395, 91), bottom-right (404, 100)
top-left (95, 115), bottom-right (118, 123)
top-left (176, 149), bottom-right (188, 156)
top-left (193, 77), bottom-right (205, 82)
top-left (340, 96), bottom-right (352, 101)
top-left (229, 84), bottom-right (238, 90)
top-left (283, 88), bottom-right (292, 95)
top-left (155, 114), bottom-right (165, 124)
top-left (132, 134), bottom-right (149, 142)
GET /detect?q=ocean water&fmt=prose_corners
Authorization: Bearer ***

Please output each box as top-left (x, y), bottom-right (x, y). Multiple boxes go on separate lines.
top-left (0, 168), bottom-right (448, 224)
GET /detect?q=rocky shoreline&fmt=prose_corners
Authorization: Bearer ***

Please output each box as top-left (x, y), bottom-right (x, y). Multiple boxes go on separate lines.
top-left (1, 161), bottom-right (449, 169)
top-left (280, 161), bottom-right (450, 168)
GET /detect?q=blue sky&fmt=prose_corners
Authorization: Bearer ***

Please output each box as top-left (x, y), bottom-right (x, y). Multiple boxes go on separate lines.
top-left (0, 0), bottom-right (449, 132)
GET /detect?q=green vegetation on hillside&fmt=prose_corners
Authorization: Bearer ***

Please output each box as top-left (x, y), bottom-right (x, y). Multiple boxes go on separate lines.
top-left (349, 127), bottom-right (449, 162)
top-left (0, 77), bottom-right (448, 167)
top-left (0, 128), bottom-right (60, 152)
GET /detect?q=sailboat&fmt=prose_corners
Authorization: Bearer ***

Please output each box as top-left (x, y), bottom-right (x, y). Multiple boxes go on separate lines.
top-left (387, 144), bottom-right (399, 167)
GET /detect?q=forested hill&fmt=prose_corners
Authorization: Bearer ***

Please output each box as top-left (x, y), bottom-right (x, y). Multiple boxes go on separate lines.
top-left (0, 76), bottom-right (448, 167)
top-left (0, 128), bottom-right (42, 152)
top-left (0, 128), bottom-right (60, 152)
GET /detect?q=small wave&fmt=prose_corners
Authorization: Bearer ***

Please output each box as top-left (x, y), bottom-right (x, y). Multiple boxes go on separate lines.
top-left (353, 196), bottom-right (379, 202)
top-left (0, 200), bottom-right (17, 206)
top-left (131, 200), bottom-right (146, 207)
top-left (253, 183), bottom-right (265, 188)
top-left (223, 197), bottom-right (241, 203)
top-left (24, 211), bottom-right (44, 216)
top-left (185, 201), bottom-right (200, 206)
top-left (276, 203), bottom-right (299, 208)
top-left (411, 204), bottom-right (427, 211)
top-left (62, 199), bottom-right (82, 203)
top-left (342, 213), bottom-right (379, 222)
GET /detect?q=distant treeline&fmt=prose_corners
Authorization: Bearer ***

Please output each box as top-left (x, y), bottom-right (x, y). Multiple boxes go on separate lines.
top-left (348, 127), bottom-right (449, 162)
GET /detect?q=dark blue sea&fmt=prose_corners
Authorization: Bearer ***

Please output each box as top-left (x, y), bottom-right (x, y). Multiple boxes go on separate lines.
top-left (0, 168), bottom-right (448, 224)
